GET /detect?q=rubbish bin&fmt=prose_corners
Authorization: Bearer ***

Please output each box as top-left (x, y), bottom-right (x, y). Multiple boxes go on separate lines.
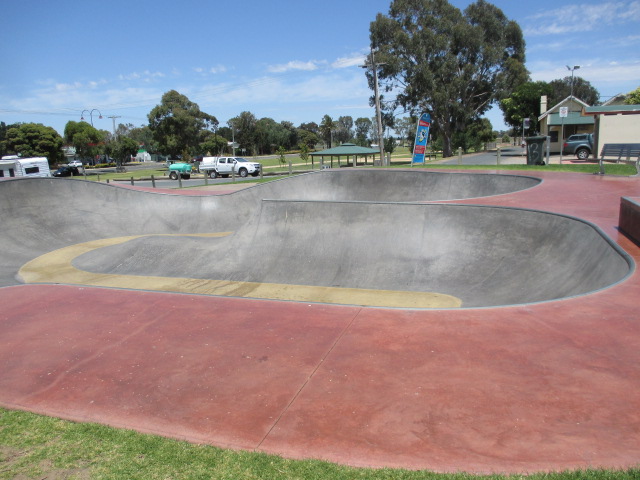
top-left (525, 136), bottom-right (547, 165)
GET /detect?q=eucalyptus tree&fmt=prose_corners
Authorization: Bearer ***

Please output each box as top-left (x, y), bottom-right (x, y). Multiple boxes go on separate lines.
top-left (335, 116), bottom-right (354, 144)
top-left (625, 86), bottom-right (640, 105)
top-left (148, 90), bottom-right (218, 158)
top-left (500, 81), bottom-right (553, 136)
top-left (64, 120), bottom-right (106, 163)
top-left (255, 117), bottom-right (292, 154)
top-left (228, 111), bottom-right (257, 155)
top-left (5, 122), bottom-right (64, 165)
top-left (369, 0), bottom-right (527, 156)
top-left (548, 76), bottom-right (600, 106)
top-left (394, 117), bottom-right (415, 146)
top-left (280, 120), bottom-right (299, 150)
top-left (354, 117), bottom-right (373, 146)
top-left (297, 129), bottom-right (319, 150)
top-left (319, 114), bottom-right (336, 148)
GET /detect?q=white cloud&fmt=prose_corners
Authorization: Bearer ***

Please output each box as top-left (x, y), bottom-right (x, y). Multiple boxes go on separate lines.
top-left (524, 1), bottom-right (640, 36)
top-left (331, 52), bottom-right (367, 69)
top-left (266, 60), bottom-right (323, 73)
top-left (118, 70), bottom-right (165, 82)
top-left (210, 65), bottom-right (228, 74)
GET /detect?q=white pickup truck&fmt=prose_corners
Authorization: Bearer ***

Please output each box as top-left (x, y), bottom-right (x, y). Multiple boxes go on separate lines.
top-left (200, 156), bottom-right (262, 179)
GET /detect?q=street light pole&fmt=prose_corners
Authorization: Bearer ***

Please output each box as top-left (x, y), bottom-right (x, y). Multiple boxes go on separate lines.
top-left (566, 65), bottom-right (580, 99)
top-left (80, 108), bottom-right (103, 126)
top-left (361, 49), bottom-right (386, 166)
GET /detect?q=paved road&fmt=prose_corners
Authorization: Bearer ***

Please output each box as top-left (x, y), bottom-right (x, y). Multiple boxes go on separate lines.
top-left (437, 146), bottom-right (532, 165)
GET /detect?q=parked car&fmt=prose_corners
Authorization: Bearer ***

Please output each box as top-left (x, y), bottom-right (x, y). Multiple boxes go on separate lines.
top-left (52, 166), bottom-right (81, 177)
top-left (68, 160), bottom-right (83, 167)
top-left (200, 156), bottom-right (262, 178)
top-left (563, 134), bottom-right (593, 160)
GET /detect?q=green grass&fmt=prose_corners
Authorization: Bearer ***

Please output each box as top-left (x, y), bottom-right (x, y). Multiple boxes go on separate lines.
top-left (1, 408), bottom-right (638, 479)
top-left (80, 146), bottom-right (636, 183)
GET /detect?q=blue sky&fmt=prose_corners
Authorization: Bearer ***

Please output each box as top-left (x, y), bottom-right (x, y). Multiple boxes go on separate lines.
top-left (1, 0), bottom-right (639, 136)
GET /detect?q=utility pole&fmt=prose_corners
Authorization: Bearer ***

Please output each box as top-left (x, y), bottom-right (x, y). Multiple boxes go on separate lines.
top-left (107, 115), bottom-right (122, 138)
top-left (361, 49), bottom-right (386, 166)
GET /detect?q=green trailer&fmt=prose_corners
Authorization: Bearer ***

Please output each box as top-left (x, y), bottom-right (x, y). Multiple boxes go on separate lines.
top-left (168, 162), bottom-right (192, 180)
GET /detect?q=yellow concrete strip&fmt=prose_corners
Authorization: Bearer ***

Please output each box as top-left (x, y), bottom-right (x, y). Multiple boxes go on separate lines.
top-left (19, 234), bottom-right (462, 309)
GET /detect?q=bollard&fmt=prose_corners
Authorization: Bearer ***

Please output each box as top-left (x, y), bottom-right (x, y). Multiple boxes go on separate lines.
top-left (289, 159), bottom-right (292, 176)
top-left (151, 175), bottom-right (156, 188)
top-left (457, 147), bottom-right (462, 165)
top-left (260, 168), bottom-right (263, 180)
top-left (204, 172), bottom-right (208, 186)
top-left (232, 165), bottom-right (236, 183)
top-left (497, 146), bottom-right (501, 165)
top-left (106, 178), bottom-right (109, 184)
top-left (130, 177), bottom-right (134, 186)
top-left (178, 175), bottom-right (183, 188)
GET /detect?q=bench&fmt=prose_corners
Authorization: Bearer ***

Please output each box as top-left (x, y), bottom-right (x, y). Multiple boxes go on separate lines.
top-left (598, 143), bottom-right (640, 176)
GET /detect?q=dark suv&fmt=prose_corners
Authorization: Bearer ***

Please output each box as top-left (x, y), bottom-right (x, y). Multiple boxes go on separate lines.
top-left (563, 134), bottom-right (593, 160)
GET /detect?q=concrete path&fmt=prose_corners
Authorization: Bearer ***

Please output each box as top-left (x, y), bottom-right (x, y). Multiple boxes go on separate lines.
top-left (1, 169), bottom-right (639, 474)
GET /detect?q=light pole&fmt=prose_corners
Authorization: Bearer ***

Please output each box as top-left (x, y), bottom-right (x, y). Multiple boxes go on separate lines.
top-left (80, 109), bottom-right (103, 126)
top-left (566, 65), bottom-right (580, 99)
top-left (361, 49), bottom-right (386, 166)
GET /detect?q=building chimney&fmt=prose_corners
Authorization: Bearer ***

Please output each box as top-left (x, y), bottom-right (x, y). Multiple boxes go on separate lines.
top-left (540, 95), bottom-right (548, 115)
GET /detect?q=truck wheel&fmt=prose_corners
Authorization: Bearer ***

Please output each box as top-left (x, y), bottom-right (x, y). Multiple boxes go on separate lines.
top-left (169, 171), bottom-right (178, 180)
top-left (209, 170), bottom-right (218, 179)
top-left (576, 148), bottom-right (590, 160)
top-left (239, 168), bottom-right (248, 178)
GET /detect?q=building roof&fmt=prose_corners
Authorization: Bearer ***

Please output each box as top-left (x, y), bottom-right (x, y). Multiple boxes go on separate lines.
top-left (546, 111), bottom-right (594, 126)
top-left (538, 96), bottom-right (591, 121)
top-left (310, 143), bottom-right (380, 156)
top-left (583, 104), bottom-right (640, 115)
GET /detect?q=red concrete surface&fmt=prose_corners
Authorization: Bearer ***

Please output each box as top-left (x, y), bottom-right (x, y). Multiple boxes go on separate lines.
top-left (1, 170), bottom-right (639, 474)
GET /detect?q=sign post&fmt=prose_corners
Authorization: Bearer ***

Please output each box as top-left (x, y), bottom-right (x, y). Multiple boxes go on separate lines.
top-left (412, 113), bottom-right (431, 165)
top-left (559, 106), bottom-right (568, 164)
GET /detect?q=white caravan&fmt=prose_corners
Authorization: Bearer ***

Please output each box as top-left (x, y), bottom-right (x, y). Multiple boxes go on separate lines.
top-left (0, 156), bottom-right (51, 179)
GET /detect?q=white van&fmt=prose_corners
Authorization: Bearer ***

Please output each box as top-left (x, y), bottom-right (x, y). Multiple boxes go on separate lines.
top-left (0, 156), bottom-right (51, 179)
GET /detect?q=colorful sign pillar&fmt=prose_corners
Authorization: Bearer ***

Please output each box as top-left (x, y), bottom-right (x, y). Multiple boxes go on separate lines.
top-left (412, 113), bottom-right (431, 164)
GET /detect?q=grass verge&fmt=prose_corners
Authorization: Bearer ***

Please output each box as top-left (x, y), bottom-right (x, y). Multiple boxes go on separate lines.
top-left (2, 408), bottom-right (639, 479)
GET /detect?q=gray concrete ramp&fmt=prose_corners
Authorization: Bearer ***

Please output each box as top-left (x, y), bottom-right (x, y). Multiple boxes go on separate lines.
top-left (70, 199), bottom-right (631, 307)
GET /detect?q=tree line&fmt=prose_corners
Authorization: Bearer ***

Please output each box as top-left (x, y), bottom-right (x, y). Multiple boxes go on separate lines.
top-left (0, 89), bottom-right (395, 166)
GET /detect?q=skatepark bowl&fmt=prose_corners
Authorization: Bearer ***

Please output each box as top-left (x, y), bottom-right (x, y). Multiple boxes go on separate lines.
top-left (0, 170), bottom-right (631, 308)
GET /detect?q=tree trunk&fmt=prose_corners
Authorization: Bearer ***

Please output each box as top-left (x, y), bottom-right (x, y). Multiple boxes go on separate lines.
top-left (440, 122), bottom-right (454, 158)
